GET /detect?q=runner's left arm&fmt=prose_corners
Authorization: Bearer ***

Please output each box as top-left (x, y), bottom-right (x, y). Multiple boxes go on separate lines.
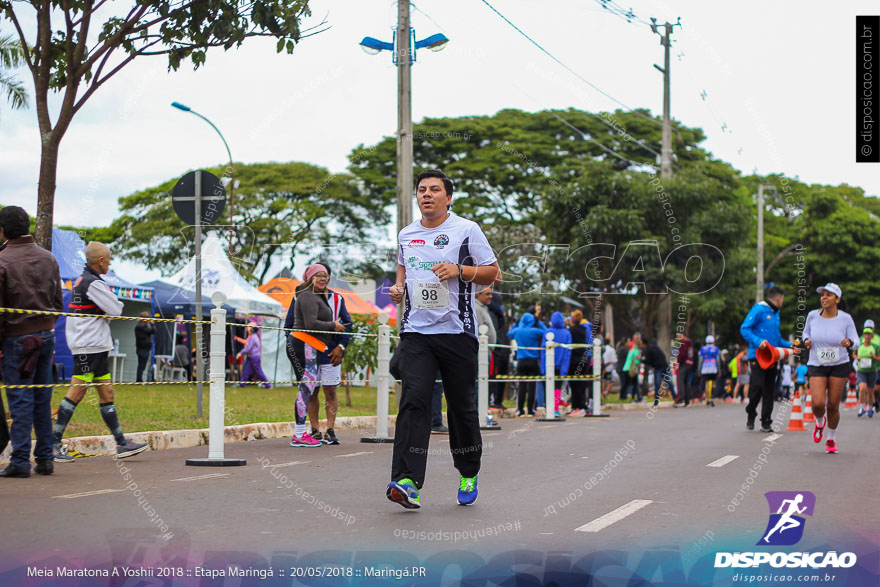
top-left (88, 279), bottom-right (124, 316)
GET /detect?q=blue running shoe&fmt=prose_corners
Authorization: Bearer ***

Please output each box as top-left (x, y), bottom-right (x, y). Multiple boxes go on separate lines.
top-left (386, 478), bottom-right (420, 509)
top-left (457, 475), bottom-right (478, 506)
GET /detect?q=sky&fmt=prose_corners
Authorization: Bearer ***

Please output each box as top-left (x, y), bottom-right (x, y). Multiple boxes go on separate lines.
top-left (0, 0), bottom-right (876, 283)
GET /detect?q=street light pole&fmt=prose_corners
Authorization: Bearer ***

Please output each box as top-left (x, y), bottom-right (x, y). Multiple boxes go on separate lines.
top-left (171, 101), bottom-right (235, 415)
top-left (359, 17), bottom-right (448, 320)
top-left (397, 1), bottom-right (413, 235)
top-left (171, 103), bottom-right (236, 256)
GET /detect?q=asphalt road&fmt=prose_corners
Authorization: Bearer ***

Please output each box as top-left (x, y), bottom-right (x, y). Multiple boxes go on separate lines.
top-left (1, 401), bottom-right (878, 585)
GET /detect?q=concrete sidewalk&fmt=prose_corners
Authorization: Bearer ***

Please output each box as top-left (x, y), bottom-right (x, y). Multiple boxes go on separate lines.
top-left (1, 400), bottom-right (673, 460)
top-left (0, 414), bottom-right (398, 460)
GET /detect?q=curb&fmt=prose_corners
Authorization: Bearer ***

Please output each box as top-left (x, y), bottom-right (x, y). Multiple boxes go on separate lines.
top-left (490, 401), bottom-right (674, 418)
top-left (0, 415), bottom-right (398, 460)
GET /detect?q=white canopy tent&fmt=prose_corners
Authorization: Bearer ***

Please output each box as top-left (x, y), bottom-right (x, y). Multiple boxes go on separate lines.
top-left (166, 233), bottom-right (292, 383)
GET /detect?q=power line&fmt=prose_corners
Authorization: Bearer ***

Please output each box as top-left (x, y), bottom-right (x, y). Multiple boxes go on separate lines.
top-left (544, 109), bottom-right (646, 166)
top-left (477, 0), bottom-right (667, 129)
top-left (592, 0), bottom-right (652, 26)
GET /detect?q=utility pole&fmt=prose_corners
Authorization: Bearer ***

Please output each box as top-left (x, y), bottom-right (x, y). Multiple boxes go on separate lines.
top-left (397, 1), bottom-right (413, 235)
top-left (755, 184), bottom-right (777, 302)
top-left (651, 18), bottom-right (679, 178)
top-left (756, 184), bottom-right (764, 303)
top-left (651, 17), bottom-right (680, 356)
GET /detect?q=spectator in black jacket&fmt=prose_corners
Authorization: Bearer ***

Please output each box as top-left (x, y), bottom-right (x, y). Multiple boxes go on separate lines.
top-left (644, 338), bottom-right (670, 404)
top-left (616, 337), bottom-right (631, 400)
top-left (567, 310), bottom-right (591, 416)
top-left (134, 312), bottom-right (155, 383)
top-left (488, 292), bottom-right (510, 408)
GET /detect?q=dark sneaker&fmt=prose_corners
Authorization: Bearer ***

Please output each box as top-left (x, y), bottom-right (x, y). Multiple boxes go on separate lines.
top-left (0, 464), bottom-right (30, 478)
top-left (35, 461), bottom-right (54, 476)
top-left (431, 425), bottom-right (449, 434)
top-left (53, 442), bottom-right (74, 463)
top-left (310, 428), bottom-right (324, 442)
top-left (760, 426), bottom-right (773, 433)
top-left (457, 475), bottom-right (478, 506)
top-left (324, 428), bottom-right (340, 445)
top-left (746, 419), bottom-right (755, 431)
top-left (387, 478), bottom-right (421, 509)
top-left (116, 441), bottom-right (149, 459)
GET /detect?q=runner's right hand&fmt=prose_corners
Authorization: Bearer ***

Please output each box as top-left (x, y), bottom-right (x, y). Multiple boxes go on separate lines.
top-left (334, 319), bottom-right (345, 332)
top-left (389, 283), bottom-right (404, 304)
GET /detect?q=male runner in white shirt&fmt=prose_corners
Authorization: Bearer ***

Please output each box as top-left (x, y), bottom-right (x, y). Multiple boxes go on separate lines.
top-left (386, 169), bottom-right (501, 509)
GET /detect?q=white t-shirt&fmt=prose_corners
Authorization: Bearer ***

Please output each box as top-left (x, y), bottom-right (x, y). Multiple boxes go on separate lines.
top-left (803, 309), bottom-right (859, 367)
top-left (603, 345), bottom-right (617, 367)
top-left (781, 364), bottom-right (792, 386)
top-left (397, 212), bottom-right (497, 339)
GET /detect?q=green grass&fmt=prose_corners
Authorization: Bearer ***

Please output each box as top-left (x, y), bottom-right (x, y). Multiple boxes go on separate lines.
top-left (49, 384), bottom-right (399, 437)
top-left (41, 383), bottom-right (664, 438)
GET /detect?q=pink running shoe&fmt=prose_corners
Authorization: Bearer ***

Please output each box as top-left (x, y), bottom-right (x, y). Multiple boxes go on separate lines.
top-left (825, 439), bottom-right (837, 454)
top-left (289, 433), bottom-right (322, 447)
top-left (812, 423), bottom-right (825, 443)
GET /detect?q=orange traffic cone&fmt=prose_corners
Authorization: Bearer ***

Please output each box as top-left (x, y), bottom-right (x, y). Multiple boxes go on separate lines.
top-left (844, 385), bottom-right (858, 409)
top-left (756, 344), bottom-right (794, 369)
top-left (803, 392), bottom-right (815, 423)
top-left (786, 390), bottom-right (806, 431)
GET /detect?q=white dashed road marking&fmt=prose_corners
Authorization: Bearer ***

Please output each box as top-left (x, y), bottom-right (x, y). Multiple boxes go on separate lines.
top-left (574, 499), bottom-right (654, 533)
top-left (171, 473), bottom-right (231, 482)
top-left (266, 461), bottom-right (311, 468)
top-left (52, 488), bottom-right (127, 499)
top-left (706, 455), bottom-right (740, 468)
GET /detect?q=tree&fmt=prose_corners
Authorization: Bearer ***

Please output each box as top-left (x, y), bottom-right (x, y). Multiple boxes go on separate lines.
top-left (340, 314), bottom-right (380, 408)
top-left (105, 161), bottom-right (392, 284)
top-left (350, 108), bottom-right (746, 344)
top-left (0, 33), bottom-right (28, 119)
top-left (1, 0), bottom-right (326, 249)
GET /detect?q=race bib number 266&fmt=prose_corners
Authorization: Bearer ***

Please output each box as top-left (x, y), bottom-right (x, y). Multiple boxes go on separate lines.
top-left (817, 347), bottom-right (839, 364)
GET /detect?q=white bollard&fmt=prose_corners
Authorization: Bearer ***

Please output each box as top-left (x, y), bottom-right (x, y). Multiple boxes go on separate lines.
top-left (186, 291), bottom-right (246, 466)
top-left (538, 332), bottom-right (564, 421)
top-left (586, 336), bottom-right (609, 417)
top-left (478, 324), bottom-right (498, 429)
top-left (362, 312), bottom-right (393, 443)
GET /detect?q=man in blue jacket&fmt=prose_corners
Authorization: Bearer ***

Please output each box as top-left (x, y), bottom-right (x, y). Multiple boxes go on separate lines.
top-left (508, 309), bottom-right (547, 416)
top-left (740, 286), bottom-right (792, 432)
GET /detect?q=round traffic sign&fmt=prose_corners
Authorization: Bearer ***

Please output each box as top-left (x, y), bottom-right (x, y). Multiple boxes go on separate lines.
top-left (172, 170), bottom-right (227, 226)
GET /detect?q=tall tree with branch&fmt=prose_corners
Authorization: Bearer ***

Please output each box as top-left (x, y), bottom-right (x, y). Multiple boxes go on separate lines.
top-left (0, 0), bottom-right (326, 249)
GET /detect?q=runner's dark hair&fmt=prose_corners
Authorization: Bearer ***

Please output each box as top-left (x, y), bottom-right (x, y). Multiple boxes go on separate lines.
top-left (416, 169), bottom-right (454, 197)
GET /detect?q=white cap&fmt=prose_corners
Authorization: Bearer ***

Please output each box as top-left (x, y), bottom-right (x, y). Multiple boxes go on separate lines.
top-left (816, 283), bottom-right (842, 298)
top-left (706, 335), bottom-right (715, 344)
top-left (866, 319), bottom-right (875, 329)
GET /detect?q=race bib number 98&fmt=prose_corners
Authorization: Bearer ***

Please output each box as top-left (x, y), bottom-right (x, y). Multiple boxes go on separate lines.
top-left (414, 281), bottom-right (450, 310)
top-left (817, 347), bottom-right (839, 365)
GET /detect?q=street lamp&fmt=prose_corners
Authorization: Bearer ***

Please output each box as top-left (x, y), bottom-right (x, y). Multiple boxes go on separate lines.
top-left (171, 101), bottom-right (236, 257)
top-left (359, 5), bottom-right (449, 238)
top-left (359, 31), bottom-right (449, 64)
